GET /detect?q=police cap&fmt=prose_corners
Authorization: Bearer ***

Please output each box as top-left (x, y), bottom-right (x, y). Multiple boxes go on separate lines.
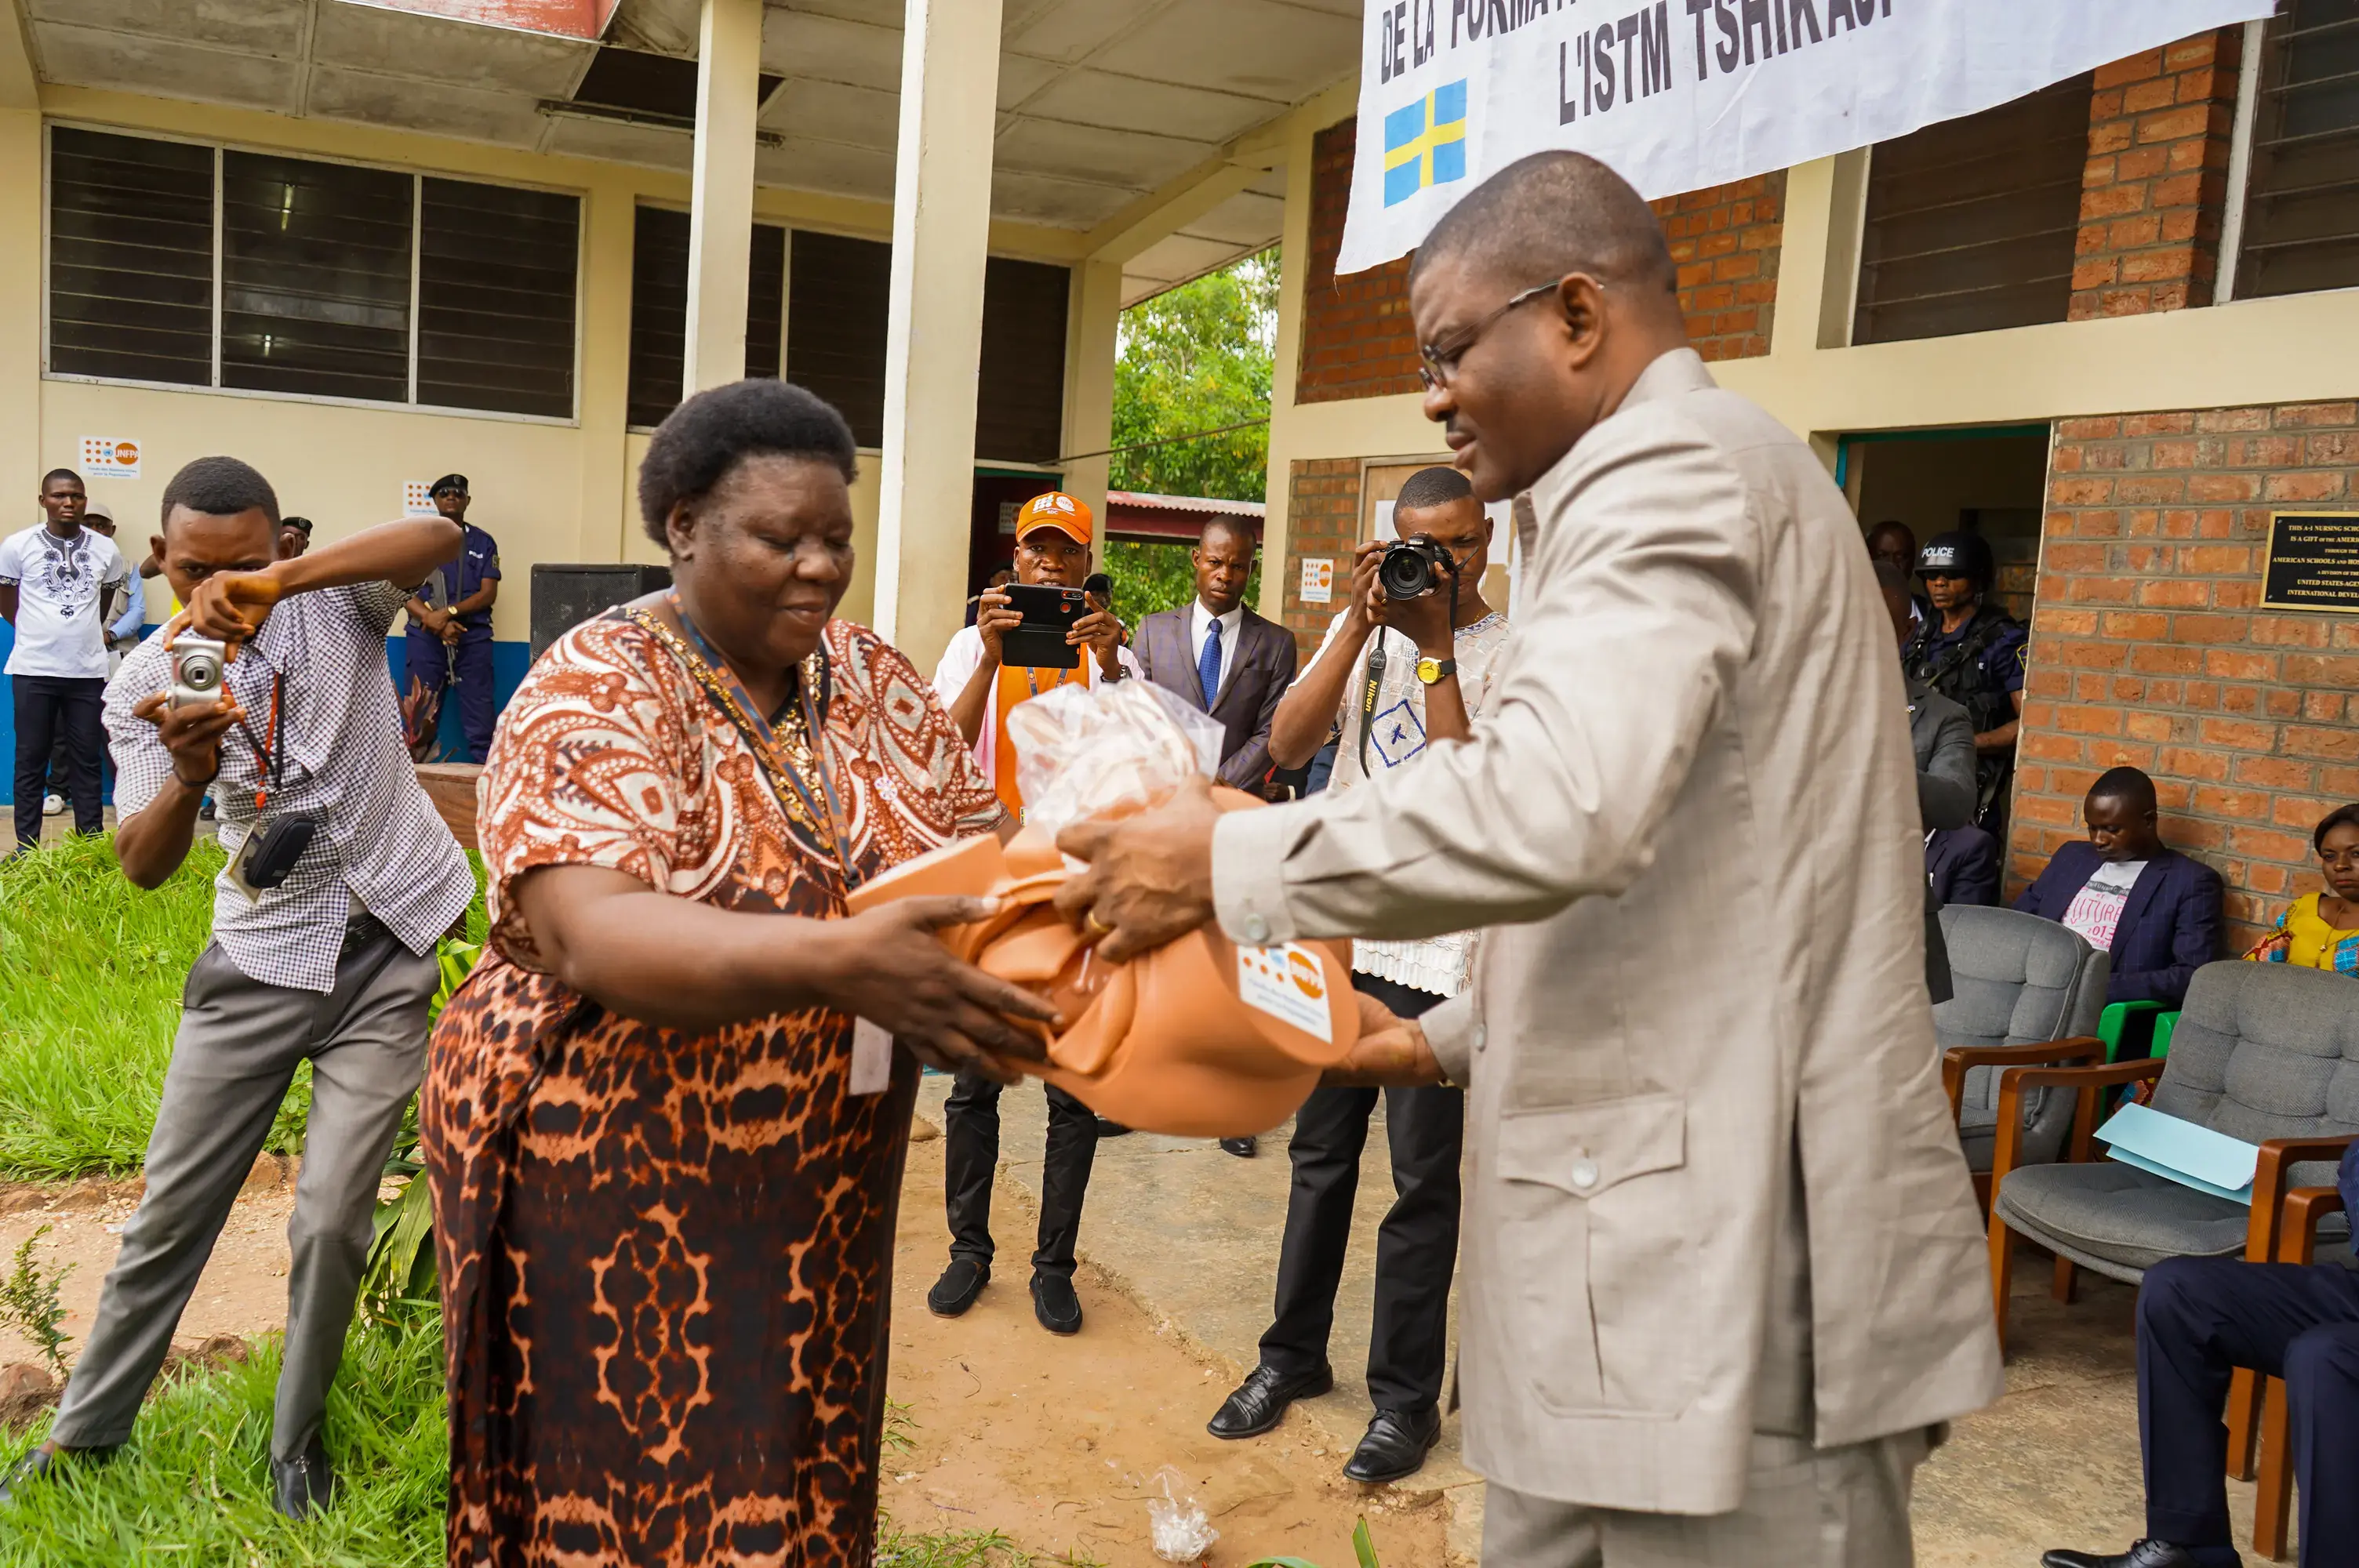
top-left (429, 473), bottom-right (469, 498)
top-left (1917, 530), bottom-right (1993, 586)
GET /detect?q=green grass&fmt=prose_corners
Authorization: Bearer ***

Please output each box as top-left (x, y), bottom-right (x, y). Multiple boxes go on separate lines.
top-left (0, 835), bottom-right (300, 1182)
top-left (0, 838), bottom-right (1076, 1563)
top-left (0, 1323), bottom-right (446, 1568)
top-left (0, 1320), bottom-right (1094, 1567)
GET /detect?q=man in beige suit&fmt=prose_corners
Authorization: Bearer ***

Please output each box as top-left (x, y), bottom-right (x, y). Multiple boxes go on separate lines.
top-left (1058, 152), bottom-right (2003, 1565)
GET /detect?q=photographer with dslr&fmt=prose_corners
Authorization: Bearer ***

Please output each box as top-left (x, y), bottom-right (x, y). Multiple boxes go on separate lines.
top-left (1208, 464), bottom-right (1508, 1483)
top-left (0, 456), bottom-right (473, 1519)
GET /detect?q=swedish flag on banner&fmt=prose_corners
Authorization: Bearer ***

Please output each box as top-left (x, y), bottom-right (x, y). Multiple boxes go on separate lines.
top-left (1382, 79), bottom-right (1467, 207)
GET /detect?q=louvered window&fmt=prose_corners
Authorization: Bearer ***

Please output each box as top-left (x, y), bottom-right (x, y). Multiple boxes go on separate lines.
top-left (45, 125), bottom-right (581, 419)
top-left (46, 128), bottom-right (215, 387)
top-left (1852, 75), bottom-right (2093, 344)
top-left (786, 230), bottom-right (892, 448)
top-left (625, 206), bottom-right (787, 429)
top-left (221, 151), bottom-right (413, 402)
top-left (976, 258), bottom-right (1070, 465)
top-left (418, 177), bottom-right (580, 418)
top-left (2236, 0), bottom-right (2359, 299)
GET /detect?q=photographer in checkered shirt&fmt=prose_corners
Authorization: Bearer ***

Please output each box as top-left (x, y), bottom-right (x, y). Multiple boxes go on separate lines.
top-left (0, 456), bottom-right (471, 1520)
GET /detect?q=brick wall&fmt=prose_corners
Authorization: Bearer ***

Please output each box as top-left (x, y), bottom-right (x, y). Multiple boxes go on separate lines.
top-left (2016, 401), bottom-right (2359, 948)
top-left (1278, 458), bottom-right (1362, 655)
top-left (1649, 172), bottom-right (1785, 361)
top-left (1297, 121), bottom-right (1422, 405)
top-left (2070, 29), bottom-right (2243, 321)
top-left (1296, 122), bottom-right (1786, 403)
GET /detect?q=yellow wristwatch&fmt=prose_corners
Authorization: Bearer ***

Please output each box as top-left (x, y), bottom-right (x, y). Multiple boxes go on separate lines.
top-left (1415, 655), bottom-right (1457, 686)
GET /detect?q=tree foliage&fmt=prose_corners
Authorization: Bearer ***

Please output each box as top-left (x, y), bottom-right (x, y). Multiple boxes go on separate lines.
top-left (1109, 249), bottom-right (1278, 505)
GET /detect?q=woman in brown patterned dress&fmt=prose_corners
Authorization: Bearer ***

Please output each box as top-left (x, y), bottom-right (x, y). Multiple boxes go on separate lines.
top-left (422, 380), bottom-right (1056, 1567)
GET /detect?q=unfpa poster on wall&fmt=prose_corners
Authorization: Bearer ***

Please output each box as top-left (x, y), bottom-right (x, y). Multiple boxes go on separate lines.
top-left (1339, 0), bottom-right (2274, 275)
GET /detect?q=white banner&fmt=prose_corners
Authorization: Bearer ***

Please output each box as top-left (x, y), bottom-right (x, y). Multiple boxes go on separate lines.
top-left (1339, 0), bottom-right (2273, 275)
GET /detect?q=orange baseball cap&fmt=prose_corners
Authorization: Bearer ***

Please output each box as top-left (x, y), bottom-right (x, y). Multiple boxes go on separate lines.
top-left (1015, 490), bottom-right (1092, 545)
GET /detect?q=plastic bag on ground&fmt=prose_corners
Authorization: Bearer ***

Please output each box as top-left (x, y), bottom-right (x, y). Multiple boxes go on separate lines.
top-left (1146, 1465), bottom-right (1219, 1563)
top-left (1006, 678), bottom-right (1225, 840)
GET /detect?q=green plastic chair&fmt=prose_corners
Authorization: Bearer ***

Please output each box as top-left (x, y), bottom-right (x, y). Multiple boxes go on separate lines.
top-left (2098, 999), bottom-right (2180, 1063)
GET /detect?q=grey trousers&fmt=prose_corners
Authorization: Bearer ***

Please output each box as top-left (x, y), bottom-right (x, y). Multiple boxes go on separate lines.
top-left (1480, 1427), bottom-right (1930, 1568)
top-left (50, 924), bottom-right (434, 1461)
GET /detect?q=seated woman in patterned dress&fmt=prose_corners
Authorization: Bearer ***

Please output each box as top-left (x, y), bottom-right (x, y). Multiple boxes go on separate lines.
top-left (422, 379), bottom-right (1057, 1568)
top-left (2245, 803), bottom-right (2359, 977)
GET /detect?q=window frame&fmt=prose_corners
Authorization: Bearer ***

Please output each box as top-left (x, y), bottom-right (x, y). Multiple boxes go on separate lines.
top-left (40, 118), bottom-right (588, 429)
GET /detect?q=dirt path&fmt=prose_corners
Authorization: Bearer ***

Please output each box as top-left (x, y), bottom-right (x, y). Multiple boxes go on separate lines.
top-left (0, 1134), bottom-right (1439, 1568)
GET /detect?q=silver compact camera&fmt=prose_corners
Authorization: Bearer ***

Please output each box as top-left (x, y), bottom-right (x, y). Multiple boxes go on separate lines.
top-left (168, 637), bottom-right (229, 709)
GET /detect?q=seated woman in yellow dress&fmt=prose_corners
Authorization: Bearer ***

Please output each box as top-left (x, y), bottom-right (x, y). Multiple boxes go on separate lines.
top-left (2245, 803), bottom-right (2359, 976)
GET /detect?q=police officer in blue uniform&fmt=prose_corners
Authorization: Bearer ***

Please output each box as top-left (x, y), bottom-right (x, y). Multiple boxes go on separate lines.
top-left (1903, 529), bottom-right (2028, 838)
top-left (402, 474), bottom-right (501, 764)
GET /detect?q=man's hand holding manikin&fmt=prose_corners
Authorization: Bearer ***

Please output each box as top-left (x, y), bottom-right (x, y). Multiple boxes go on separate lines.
top-left (1051, 778), bottom-right (1444, 1088)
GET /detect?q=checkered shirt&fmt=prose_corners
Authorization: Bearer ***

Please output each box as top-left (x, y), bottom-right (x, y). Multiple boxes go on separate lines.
top-left (105, 579), bottom-right (474, 993)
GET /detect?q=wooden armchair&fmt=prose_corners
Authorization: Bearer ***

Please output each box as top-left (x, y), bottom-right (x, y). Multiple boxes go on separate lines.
top-left (2248, 1179), bottom-right (2346, 1560)
top-left (2223, 1132), bottom-right (2354, 1562)
top-left (1981, 1052), bottom-right (2165, 1345)
top-left (1942, 1036), bottom-right (2104, 1213)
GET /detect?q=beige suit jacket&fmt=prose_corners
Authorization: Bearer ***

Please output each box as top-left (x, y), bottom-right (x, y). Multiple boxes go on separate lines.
top-left (1213, 349), bottom-right (2002, 1514)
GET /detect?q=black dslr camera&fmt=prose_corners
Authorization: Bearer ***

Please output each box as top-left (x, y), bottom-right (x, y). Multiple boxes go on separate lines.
top-left (1379, 537), bottom-right (1456, 601)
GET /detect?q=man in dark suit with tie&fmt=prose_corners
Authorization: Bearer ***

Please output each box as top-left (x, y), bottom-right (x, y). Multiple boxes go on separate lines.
top-left (1123, 514), bottom-right (1298, 1156)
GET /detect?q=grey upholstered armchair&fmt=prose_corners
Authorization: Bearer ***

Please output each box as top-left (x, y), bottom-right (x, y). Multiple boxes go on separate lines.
top-left (1935, 904), bottom-right (2112, 1208)
top-left (1985, 960), bottom-right (2359, 1352)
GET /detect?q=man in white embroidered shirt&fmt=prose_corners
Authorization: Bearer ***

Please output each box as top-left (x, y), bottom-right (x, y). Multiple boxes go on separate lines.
top-left (1200, 463), bottom-right (1509, 1486)
top-left (0, 457), bottom-right (474, 1520)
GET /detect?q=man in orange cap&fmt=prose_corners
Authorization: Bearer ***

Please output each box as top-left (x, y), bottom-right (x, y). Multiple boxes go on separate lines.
top-left (935, 491), bottom-right (1136, 816)
top-left (926, 490), bottom-right (1137, 1337)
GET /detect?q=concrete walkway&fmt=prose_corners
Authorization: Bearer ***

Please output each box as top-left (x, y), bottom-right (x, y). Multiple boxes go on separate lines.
top-left (914, 1076), bottom-right (2272, 1566)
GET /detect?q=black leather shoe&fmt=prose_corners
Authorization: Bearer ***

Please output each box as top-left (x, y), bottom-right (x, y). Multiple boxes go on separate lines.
top-left (1219, 1136), bottom-right (1257, 1157)
top-left (1343, 1406), bottom-right (1442, 1483)
top-left (1031, 1272), bottom-right (1083, 1335)
top-left (927, 1258), bottom-right (989, 1317)
top-left (1206, 1361), bottom-right (1334, 1439)
top-left (2042, 1544), bottom-right (2206, 1568)
top-left (0, 1446), bottom-right (56, 1507)
top-left (271, 1439), bottom-right (334, 1519)
top-left (1094, 1117), bottom-right (1132, 1137)
top-left (0, 1443), bottom-right (115, 1507)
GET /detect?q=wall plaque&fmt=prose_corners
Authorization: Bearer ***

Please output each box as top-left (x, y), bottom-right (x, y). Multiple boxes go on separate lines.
top-left (2262, 512), bottom-right (2359, 614)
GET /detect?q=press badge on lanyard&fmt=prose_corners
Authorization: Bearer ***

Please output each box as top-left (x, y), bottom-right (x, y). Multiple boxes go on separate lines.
top-left (667, 598), bottom-right (892, 1098)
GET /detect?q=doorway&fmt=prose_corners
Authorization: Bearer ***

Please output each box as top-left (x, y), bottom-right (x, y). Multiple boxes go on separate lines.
top-left (1838, 425), bottom-right (2051, 622)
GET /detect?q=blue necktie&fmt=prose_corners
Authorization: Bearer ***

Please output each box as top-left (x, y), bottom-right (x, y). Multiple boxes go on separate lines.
top-left (1198, 618), bottom-right (1224, 709)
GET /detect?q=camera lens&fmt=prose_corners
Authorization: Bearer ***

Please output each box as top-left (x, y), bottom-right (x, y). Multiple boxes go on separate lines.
top-left (180, 652), bottom-right (222, 692)
top-left (1379, 541), bottom-right (1438, 601)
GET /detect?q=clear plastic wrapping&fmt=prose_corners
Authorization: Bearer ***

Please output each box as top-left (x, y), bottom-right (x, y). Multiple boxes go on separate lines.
top-left (1145, 1465), bottom-right (1219, 1563)
top-left (1006, 678), bottom-right (1226, 839)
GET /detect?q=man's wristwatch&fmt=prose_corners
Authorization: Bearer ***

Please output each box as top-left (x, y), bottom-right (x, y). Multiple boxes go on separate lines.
top-left (1415, 655), bottom-right (1457, 686)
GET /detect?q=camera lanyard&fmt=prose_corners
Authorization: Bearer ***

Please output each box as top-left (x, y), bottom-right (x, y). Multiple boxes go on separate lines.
top-left (665, 594), bottom-right (854, 888)
top-left (1356, 558), bottom-right (1459, 775)
top-left (231, 671), bottom-right (285, 812)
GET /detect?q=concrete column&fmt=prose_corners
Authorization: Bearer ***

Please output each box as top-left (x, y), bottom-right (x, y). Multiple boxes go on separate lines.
top-left (683, 0), bottom-right (761, 394)
top-left (873, 0), bottom-right (1004, 670)
top-left (574, 177), bottom-right (637, 561)
top-left (0, 10), bottom-right (40, 499)
top-left (1256, 122), bottom-right (1318, 622)
top-left (1060, 257), bottom-right (1124, 554)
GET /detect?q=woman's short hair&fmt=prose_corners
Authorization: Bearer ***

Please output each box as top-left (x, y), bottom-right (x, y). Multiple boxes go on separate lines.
top-left (2316, 801), bottom-right (2359, 851)
top-left (638, 379), bottom-right (859, 546)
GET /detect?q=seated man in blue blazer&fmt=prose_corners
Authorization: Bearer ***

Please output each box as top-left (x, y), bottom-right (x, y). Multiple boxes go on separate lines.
top-left (2012, 766), bottom-right (2223, 1008)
